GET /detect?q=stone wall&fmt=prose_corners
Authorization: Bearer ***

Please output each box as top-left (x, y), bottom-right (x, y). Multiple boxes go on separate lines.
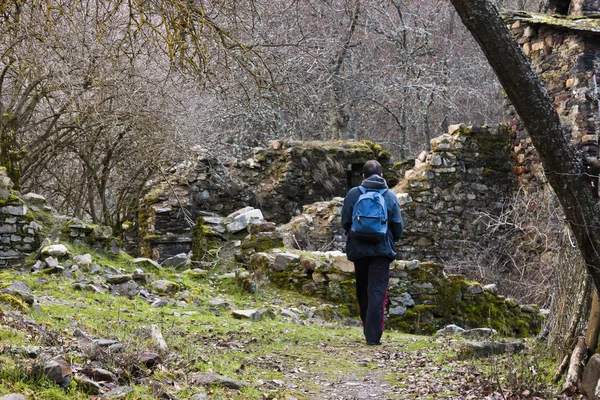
top-left (185, 125), bottom-right (516, 265)
top-left (245, 248), bottom-right (542, 336)
top-left (189, 140), bottom-right (401, 223)
top-left (0, 170), bottom-right (42, 267)
top-left (136, 140), bottom-right (403, 261)
top-left (395, 124), bottom-right (514, 262)
top-left (505, 12), bottom-right (600, 191)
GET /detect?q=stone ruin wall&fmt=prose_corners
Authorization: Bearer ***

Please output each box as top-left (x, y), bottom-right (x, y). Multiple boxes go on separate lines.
top-left (395, 125), bottom-right (514, 262)
top-left (506, 13), bottom-right (600, 191)
top-left (134, 141), bottom-right (403, 261)
top-left (0, 169), bottom-right (43, 268)
top-left (135, 124), bottom-right (516, 265)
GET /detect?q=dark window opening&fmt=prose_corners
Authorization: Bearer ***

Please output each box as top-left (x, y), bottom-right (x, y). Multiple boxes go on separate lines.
top-left (547, 0), bottom-right (570, 14)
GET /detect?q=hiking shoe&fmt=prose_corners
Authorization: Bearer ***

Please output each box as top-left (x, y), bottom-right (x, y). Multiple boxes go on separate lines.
top-left (366, 341), bottom-right (382, 346)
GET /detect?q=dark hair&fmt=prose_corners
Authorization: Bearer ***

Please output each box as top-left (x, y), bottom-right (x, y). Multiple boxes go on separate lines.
top-left (363, 160), bottom-right (382, 177)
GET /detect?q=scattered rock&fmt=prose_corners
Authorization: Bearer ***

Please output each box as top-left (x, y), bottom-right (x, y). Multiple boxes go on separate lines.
top-left (151, 299), bottom-right (169, 308)
top-left (184, 268), bottom-right (209, 279)
top-left (232, 309), bottom-right (261, 320)
top-left (227, 208), bottom-right (264, 233)
top-left (89, 367), bottom-right (115, 382)
top-left (1, 280), bottom-right (31, 295)
top-left (108, 343), bottom-right (124, 353)
top-left (461, 328), bottom-right (497, 339)
top-left (93, 339), bottom-right (120, 347)
top-left (105, 274), bottom-right (133, 284)
top-left (31, 260), bottom-right (44, 271)
top-left (192, 372), bottom-right (247, 390)
top-left (44, 256), bottom-right (59, 269)
top-left (110, 280), bottom-right (139, 297)
top-left (281, 308), bottom-right (302, 324)
top-left (138, 351), bottom-right (162, 368)
top-left (136, 325), bottom-right (168, 353)
top-left (73, 253), bottom-right (92, 269)
top-left (33, 356), bottom-right (72, 386)
top-left (150, 279), bottom-right (180, 295)
top-left (74, 376), bottom-right (101, 395)
top-left (209, 298), bottom-right (230, 309)
top-left (102, 386), bottom-right (134, 399)
top-left (132, 257), bottom-right (162, 270)
top-left (436, 324), bottom-right (465, 336)
top-left (132, 269), bottom-right (148, 284)
top-left (8, 345), bottom-right (42, 359)
top-left (1, 281), bottom-right (33, 305)
top-left (161, 253), bottom-right (190, 269)
top-left (581, 354), bottom-right (600, 400)
top-left (216, 272), bottom-right (235, 280)
top-left (0, 394), bottom-right (26, 400)
top-left (41, 244), bottom-right (69, 258)
top-left (459, 341), bottom-right (524, 359)
top-left (231, 308), bottom-right (274, 321)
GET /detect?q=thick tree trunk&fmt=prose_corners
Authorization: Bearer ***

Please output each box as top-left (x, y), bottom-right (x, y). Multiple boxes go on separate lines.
top-left (448, 0), bottom-right (600, 295)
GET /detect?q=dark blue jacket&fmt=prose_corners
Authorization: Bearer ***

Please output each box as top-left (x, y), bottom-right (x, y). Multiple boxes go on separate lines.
top-left (341, 175), bottom-right (404, 261)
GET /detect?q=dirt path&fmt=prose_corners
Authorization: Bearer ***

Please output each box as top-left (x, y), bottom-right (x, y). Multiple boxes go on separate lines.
top-left (278, 339), bottom-right (558, 400)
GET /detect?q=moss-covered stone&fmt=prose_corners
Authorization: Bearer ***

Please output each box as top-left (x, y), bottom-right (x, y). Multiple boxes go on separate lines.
top-left (192, 217), bottom-right (224, 263)
top-left (387, 263), bottom-right (544, 337)
top-left (0, 293), bottom-right (28, 311)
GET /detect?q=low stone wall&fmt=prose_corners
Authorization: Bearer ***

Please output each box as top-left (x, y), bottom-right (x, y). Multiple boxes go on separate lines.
top-left (63, 218), bottom-right (116, 253)
top-left (0, 170), bottom-right (42, 267)
top-left (245, 247), bottom-right (542, 336)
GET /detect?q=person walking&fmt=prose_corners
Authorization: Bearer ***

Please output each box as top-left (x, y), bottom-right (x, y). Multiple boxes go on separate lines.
top-left (341, 160), bottom-right (404, 345)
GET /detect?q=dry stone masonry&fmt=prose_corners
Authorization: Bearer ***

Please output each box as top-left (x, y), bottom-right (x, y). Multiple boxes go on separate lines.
top-left (136, 140), bottom-right (401, 261)
top-left (505, 12), bottom-right (600, 190)
top-left (395, 124), bottom-right (514, 262)
top-left (0, 169), bottom-right (42, 267)
top-left (244, 247), bottom-right (542, 336)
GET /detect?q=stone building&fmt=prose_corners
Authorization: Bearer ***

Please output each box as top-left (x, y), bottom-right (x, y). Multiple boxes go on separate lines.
top-left (505, 11), bottom-right (600, 191)
top-left (135, 140), bottom-right (404, 261)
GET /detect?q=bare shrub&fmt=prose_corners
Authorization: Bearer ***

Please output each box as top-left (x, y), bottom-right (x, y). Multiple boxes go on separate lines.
top-left (445, 186), bottom-right (575, 307)
top-left (446, 184), bottom-right (592, 352)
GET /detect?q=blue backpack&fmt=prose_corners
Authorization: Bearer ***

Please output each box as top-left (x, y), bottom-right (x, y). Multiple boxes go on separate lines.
top-left (351, 186), bottom-right (388, 243)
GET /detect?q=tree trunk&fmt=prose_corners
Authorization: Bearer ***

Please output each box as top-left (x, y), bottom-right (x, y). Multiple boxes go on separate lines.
top-left (586, 289), bottom-right (600, 354)
top-left (329, 3), bottom-right (360, 140)
top-left (448, 0), bottom-right (600, 301)
top-left (0, 115), bottom-right (22, 190)
top-left (563, 337), bottom-right (587, 393)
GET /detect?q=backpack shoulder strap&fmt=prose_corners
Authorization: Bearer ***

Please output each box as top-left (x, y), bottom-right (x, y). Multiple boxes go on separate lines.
top-left (358, 186), bottom-right (366, 194)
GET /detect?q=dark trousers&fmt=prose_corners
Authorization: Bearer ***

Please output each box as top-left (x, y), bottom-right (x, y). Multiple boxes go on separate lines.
top-left (354, 256), bottom-right (390, 343)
